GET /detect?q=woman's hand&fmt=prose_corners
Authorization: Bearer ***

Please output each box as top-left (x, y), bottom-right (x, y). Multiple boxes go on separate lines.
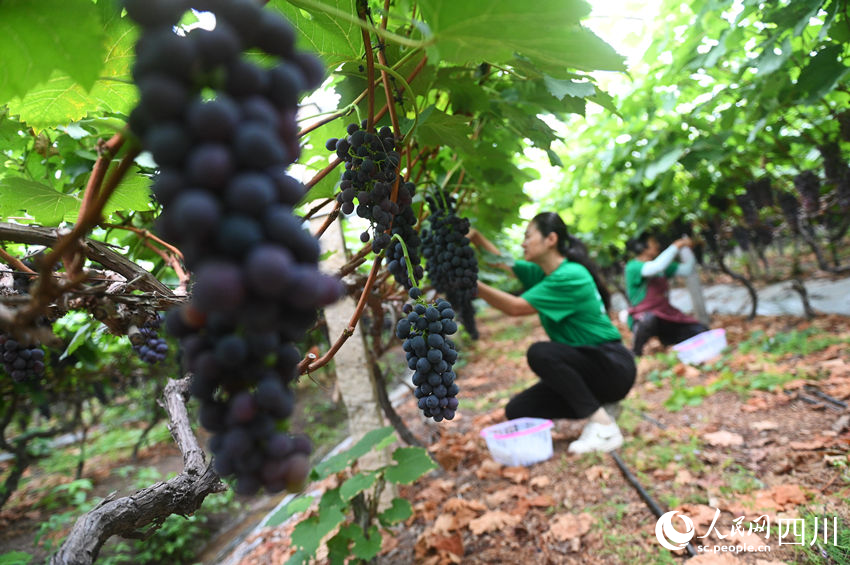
top-left (673, 236), bottom-right (693, 249)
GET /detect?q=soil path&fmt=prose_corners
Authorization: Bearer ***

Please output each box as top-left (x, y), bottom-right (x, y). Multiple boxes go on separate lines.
top-left (231, 309), bottom-right (850, 565)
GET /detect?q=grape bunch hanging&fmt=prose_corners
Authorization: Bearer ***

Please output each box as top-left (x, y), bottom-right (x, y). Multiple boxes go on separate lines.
top-left (793, 170), bottom-right (821, 216)
top-left (385, 204), bottom-right (424, 289)
top-left (131, 315), bottom-right (168, 365)
top-left (817, 141), bottom-right (850, 210)
top-left (126, 0), bottom-right (342, 495)
top-left (395, 288), bottom-right (460, 422)
top-left (0, 331), bottom-right (46, 383)
top-left (326, 123), bottom-right (414, 252)
top-left (421, 191), bottom-right (479, 339)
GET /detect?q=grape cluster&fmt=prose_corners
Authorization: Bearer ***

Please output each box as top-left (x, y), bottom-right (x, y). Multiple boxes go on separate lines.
top-left (0, 331), bottom-right (46, 382)
top-left (327, 123), bottom-right (413, 252)
top-left (126, 0), bottom-right (342, 494)
top-left (793, 170), bottom-right (821, 215)
top-left (744, 178), bottom-right (774, 209)
top-left (396, 287), bottom-right (459, 422)
top-left (818, 142), bottom-right (850, 210)
top-left (421, 191), bottom-right (479, 339)
top-left (385, 204), bottom-right (424, 289)
top-left (840, 112), bottom-right (850, 143)
top-left (731, 226), bottom-right (751, 251)
top-left (776, 190), bottom-right (801, 231)
top-left (131, 315), bottom-right (168, 364)
top-left (735, 191), bottom-right (759, 226)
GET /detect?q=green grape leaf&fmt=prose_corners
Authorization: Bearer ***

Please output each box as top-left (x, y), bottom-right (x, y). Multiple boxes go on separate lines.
top-left (795, 43), bottom-right (849, 103)
top-left (350, 525), bottom-right (382, 560)
top-left (383, 447), bottom-right (438, 484)
top-left (378, 497), bottom-right (413, 526)
top-left (101, 171), bottom-right (154, 217)
top-left (415, 106), bottom-right (473, 153)
top-left (291, 506), bottom-right (346, 554)
top-left (5, 6), bottom-right (137, 131)
top-left (417, 0), bottom-right (625, 73)
top-left (543, 76), bottom-right (595, 101)
top-left (270, 0), bottom-right (361, 69)
top-left (0, 0), bottom-right (105, 104)
top-left (60, 322), bottom-right (94, 361)
top-left (339, 471), bottom-right (378, 502)
top-left (0, 177), bottom-right (79, 225)
top-left (265, 495), bottom-right (315, 528)
top-left (310, 426), bottom-right (396, 480)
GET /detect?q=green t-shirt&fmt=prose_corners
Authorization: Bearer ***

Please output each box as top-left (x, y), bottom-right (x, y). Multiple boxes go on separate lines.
top-left (513, 259), bottom-right (622, 347)
top-left (624, 259), bottom-right (679, 306)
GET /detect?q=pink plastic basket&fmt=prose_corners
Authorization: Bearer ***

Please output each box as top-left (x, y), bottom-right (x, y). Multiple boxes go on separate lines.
top-left (480, 417), bottom-right (554, 466)
top-left (672, 328), bottom-right (727, 365)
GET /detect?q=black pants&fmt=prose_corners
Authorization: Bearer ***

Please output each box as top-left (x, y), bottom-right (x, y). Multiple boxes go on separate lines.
top-left (505, 341), bottom-right (636, 420)
top-left (631, 313), bottom-right (708, 356)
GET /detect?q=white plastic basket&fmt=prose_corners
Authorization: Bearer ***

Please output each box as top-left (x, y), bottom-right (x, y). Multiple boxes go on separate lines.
top-left (672, 328), bottom-right (727, 365)
top-left (480, 417), bottom-right (554, 467)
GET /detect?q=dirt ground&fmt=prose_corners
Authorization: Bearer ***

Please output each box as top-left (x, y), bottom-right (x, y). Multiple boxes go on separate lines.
top-left (236, 308), bottom-right (850, 565)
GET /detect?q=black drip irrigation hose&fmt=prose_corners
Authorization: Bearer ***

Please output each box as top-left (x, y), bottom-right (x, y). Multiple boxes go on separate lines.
top-left (609, 450), bottom-right (698, 558)
top-left (805, 387), bottom-right (848, 409)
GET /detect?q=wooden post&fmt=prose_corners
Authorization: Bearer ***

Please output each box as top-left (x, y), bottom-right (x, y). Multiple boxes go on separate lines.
top-left (685, 270), bottom-right (710, 327)
top-left (309, 214), bottom-right (396, 506)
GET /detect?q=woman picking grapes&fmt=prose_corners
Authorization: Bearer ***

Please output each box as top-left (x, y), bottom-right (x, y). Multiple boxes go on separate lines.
top-left (468, 213), bottom-right (636, 453)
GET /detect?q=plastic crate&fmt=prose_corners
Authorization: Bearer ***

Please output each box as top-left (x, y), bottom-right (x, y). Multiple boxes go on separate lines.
top-left (672, 328), bottom-right (727, 365)
top-left (480, 417), bottom-right (554, 467)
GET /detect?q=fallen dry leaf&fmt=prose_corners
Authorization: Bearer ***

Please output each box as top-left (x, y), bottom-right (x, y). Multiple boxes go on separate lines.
top-left (674, 469), bottom-right (695, 485)
top-left (529, 475), bottom-right (551, 489)
top-left (677, 504), bottom-right (719, 529)
top-left (703, 430), bottom-right (744, 447)
top-left (475, 459), bottom-right (503, 480)
top-left (501, 466), bottom-right (530, 484)
top-left (468, 510), bottom-right (521, 535)
top-left (584, 465), bottom-right (612, 481)
top-left (751, 420), bottom-right (778, 432)
top-left (485, 485), bottom-right (528, 507)
top-left (443, 498), bottom-right (487, 513)
top-left (545, 512), bottom-right (594, 542)
top-left (433, 513), bottom-right (457, 536)
top-left (769, 484), bottom-right (808, 508)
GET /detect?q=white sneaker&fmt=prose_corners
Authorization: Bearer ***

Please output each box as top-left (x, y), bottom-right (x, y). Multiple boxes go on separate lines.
top-left (568, 421), bottom-right (624, 454)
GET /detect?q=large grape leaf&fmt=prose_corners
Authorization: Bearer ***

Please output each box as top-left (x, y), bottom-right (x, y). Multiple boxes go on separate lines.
top-left (417, 0), bottom-right (625, 73)
top-left (383, 447), bottom-right (438, 484)
top-left (794, 43), bottom-right (849, 104)
top-left (101, 171), bottom-right (155, 217)
top-left (414, 106), bottom-right (474, 153)
top-left (0, 0), bottom-right (105, 104)
top-left (310, 426), bottom-right (396, 480)
top-left (270, 0), bottom-right (361, 69)
top-left (5, 7), bottom-right (138, 131)
top-left (0, 177), bottom-right (79, 225)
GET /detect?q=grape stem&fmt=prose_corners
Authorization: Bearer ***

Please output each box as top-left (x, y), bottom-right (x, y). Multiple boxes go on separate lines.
top-left (389, 233), bottom-right (417, 287)
top-left (312, 201), bottom-right (342, 238)
top-left (299, 256), bottom-right (384, 374)
top-left (0, 246), bottom-right (36, 275)
top-left (357, 0), bottom-right (377, 131)
top-left (306, 156), bottom-right (343, 189)
top-left (17, 136), bottom-right (141, 327)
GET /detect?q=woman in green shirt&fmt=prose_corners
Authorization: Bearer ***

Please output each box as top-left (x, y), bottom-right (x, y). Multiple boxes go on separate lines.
top-left (469, 212), bottom-right (636, 454)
